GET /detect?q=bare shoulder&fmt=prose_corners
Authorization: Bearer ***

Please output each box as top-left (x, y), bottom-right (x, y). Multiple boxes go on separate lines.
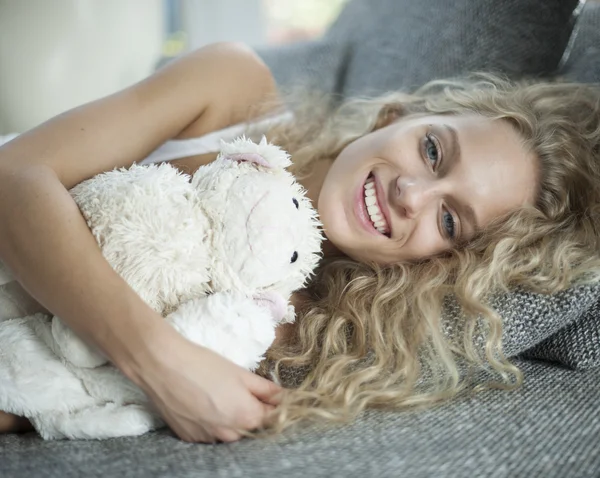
top-left (169, 43), bottom-right (280, 174)
top-left (175, 42), bottom-right (280, 141)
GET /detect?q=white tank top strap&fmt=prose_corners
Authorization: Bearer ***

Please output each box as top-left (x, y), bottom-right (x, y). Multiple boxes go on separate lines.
top-left (140, 110), bottom-right (293, 166)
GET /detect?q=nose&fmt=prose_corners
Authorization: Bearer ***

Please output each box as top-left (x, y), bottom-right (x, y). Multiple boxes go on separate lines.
top-left (394, 176), bottom-right (436, 218)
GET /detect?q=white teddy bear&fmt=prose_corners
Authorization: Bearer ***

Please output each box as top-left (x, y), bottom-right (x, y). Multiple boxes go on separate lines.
top-left (0, 137), bottom-right (322, 439)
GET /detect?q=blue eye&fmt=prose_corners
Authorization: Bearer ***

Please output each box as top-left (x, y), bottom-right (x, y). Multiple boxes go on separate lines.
top-left (292, 198), bottom-right (299, 209)
top-left (425, 134), bottom-right (440, 167)
top-left (442, 210), bottom-right (456, 239)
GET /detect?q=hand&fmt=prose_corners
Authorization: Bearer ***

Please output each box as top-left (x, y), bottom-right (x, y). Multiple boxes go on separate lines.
top-left (133, 329), bottom-right (282, 443)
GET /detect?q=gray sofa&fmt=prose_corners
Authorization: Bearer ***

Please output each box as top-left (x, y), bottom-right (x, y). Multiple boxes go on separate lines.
top-left (2, 1), bottom-right (600, 477)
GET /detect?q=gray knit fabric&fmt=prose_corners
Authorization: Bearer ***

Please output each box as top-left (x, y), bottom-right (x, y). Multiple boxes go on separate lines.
top-left (443, 284), bottom-right (600, 366)
top-left (516, 2), bottom-right (600, 369)
top-left (522, 303), bottom-right (600, 369)
top-left (1, 360), bottom-right (599, 478)
top-left (255, 39), bottom-right (348, 97)
top-left (560, 2), bottom-right (600, 83)
top-left (257, 0), bottom-right (580, 97)
top-left (328, 0), bottom-right (579, 97)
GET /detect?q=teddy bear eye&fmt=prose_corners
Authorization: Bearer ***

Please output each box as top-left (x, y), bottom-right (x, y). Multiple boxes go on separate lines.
top-left (290, 251), bottom-right (298, 263)
top-left (292, 198), bottom-right (299, 209)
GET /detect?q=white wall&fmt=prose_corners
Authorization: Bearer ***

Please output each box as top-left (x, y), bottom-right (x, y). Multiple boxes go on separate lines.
top-left (0, 0), bottom-right (163, 134)
top-left (180, 0), bottom-right (265, 51)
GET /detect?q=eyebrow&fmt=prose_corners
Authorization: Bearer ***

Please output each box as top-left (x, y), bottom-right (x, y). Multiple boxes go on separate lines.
top-left (463, 204), bottom-right (480, 234)
top-left (442, 123), bottom-right (480, 235)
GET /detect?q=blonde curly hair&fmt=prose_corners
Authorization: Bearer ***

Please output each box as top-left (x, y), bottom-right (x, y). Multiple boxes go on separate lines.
top-left (252, 74), bottom-right (600, 434)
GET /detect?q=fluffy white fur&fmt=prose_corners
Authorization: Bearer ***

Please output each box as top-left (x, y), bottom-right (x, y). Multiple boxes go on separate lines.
top-left (0, 137), bottom-right (322, 439)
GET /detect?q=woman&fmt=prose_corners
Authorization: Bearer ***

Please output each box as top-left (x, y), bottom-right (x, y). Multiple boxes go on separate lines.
top-left (0, 42), bottom-right (599, 442)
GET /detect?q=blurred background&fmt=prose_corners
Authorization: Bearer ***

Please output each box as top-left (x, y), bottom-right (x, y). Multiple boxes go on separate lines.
top-left (0, 0), bottom-right (348, 134)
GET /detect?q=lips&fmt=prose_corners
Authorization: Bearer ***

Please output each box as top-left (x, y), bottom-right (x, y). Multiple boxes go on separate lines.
top-left (364, 174), bottom-right (390, 236)
top-left (371, 173), bottom-right (392, 237)
top-left (356, 171), bottom-right (392, 237)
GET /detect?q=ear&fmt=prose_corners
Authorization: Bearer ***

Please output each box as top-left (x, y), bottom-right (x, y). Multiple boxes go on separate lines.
top-left (219, 136), bottom-right (291, 170)
top-left (373, 103), bottom-right (405, 131)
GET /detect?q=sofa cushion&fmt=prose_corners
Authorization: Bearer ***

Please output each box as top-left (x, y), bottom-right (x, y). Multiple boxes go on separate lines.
top-left (559, 1), bottom-right (600, 83)
top-left (257, 0), bottom-right (580, 97)
top-left (516, 2), bottom-right (600, 370)
top-left (256, 39), bottom-right (348, 97)
top-left (443, 284), bottom-right (600, 365)
top-left (521, 306), bottom-right (600, 369)
top-left (330, 0), bottom-right (580, 96)
top-left (2, 360), bottom-right (599, 478)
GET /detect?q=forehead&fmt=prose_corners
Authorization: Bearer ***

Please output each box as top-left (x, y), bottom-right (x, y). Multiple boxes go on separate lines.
top-left (410, 113), bottom-right (538, 228)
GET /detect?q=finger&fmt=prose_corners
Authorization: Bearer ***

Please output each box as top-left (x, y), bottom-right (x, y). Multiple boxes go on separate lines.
top-left (238, 401), bottom-right (275, 431)
top-left (253, 401), bottom-right (278, 432)
top-left (214, 427), bottom-right (242, 443)
top-left (246, 374), bottom-right (284, 405)
top-left (260, 402), bottom-right (276, 422)
top-left (180, 432), bottom-right (213, 443)
top-left (168, 420), bottom-right (214, 443)
top-left (174, 427), bottom-right (210, 443)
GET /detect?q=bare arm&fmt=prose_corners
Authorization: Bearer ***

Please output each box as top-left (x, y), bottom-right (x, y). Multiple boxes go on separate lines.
top-left (0, 42), bottom-right (281, 442)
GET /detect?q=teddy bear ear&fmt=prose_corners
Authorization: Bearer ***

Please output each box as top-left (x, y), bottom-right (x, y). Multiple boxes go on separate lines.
top-left (218, 136), bottom-right (292, 170)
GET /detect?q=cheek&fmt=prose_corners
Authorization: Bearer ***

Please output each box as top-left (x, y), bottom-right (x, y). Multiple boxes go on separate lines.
top-left (328, 148), bottom-right (363, 181)
top-left (319, 203), bottom-right (344, 241)
top-left (334, 131), bottom-right (385, 171)
top-left (317, 193), bottom-right (352, 254)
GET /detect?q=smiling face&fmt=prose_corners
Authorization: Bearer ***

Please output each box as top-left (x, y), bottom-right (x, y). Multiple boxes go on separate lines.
top-left (317, 113), bottom-right (539, 264)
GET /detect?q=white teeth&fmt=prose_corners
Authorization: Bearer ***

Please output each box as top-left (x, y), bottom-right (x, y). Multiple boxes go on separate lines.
top-left (367, 204), bottom-right (380, 215)
top-left (365, 195), bottom-right (377, 206)
top-left (363, 176), bottom-right (389, 235)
